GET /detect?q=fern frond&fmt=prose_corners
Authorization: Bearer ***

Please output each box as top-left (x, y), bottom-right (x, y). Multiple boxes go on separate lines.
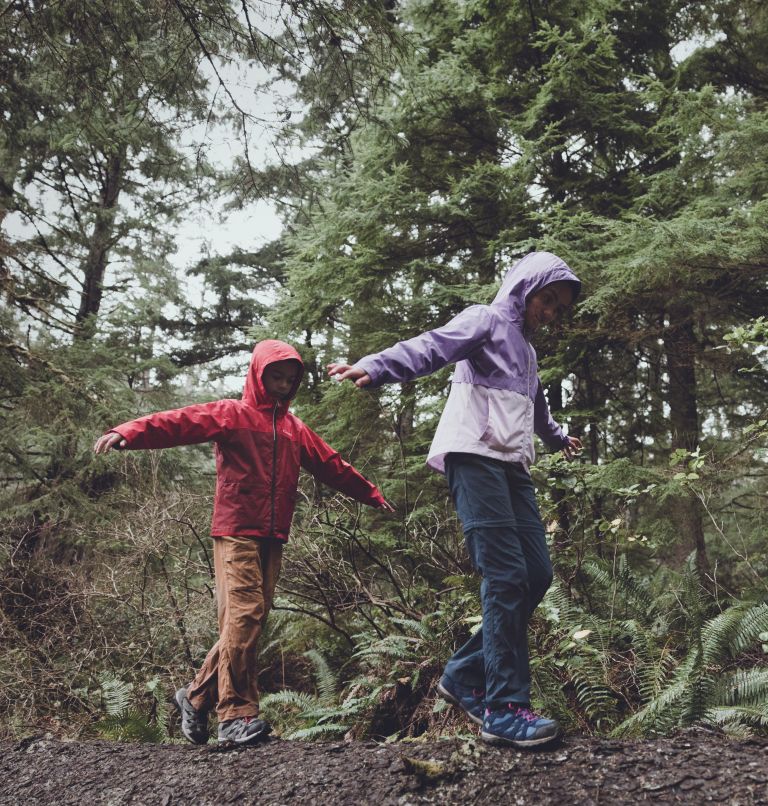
top-left (353, 635), bottom-right (417, 661)
top-left (303, 650), bottom-right (338, 707)
top-left (571, 667), bottom-right (617, 725)
top-left (620, 620), bottom-right (676, 701)
top-left (715, 668), bottom-right (768, 708)
top-left (729, 603), bottom-right (768, 656)
top-left (705, 704), bottom-right (768, 736)
top-left (96, 709), bottom-right (165, 743)
top-left (582, 559), bottom-right (657, 620)
top-left (260, 690), bottom-right (318, 712)
top-left (145, 676), bottom-right (170, 742)
top-left (682, 668), bottom-right (717, 724)
top-left (286, 722), bottom-right (349, 740)
top-left (391, 617), bottom-right (434, 640)
top-left (701, 603), bottom-right (754, 665)
top-left (610, 651), bottom-right (698, 737)
top-left (99, 673), bottom-right (134, 717)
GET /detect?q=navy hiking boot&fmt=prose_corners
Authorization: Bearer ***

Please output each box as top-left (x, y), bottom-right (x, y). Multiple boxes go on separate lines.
top-left (217, 715), bottom-right (272, 745)
top-left (436, 675), bottom-right (485, 726)
top-left (481, 703), bottom-right (560, 748)
top-left (174, 686), bottom-right (209, 745)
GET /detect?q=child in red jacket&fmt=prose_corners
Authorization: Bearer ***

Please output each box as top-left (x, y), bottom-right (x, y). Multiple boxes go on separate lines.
top-left (94, 339), bottom-right (391, 745)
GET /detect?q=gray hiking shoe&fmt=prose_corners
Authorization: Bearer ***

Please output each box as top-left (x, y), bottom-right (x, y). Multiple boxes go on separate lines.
top-left (217, 716), bottom-right (272, 745)
top-left (174, 686), bottom-right (209, 745)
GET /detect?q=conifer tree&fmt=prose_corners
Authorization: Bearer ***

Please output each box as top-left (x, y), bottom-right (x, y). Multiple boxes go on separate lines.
top-left (269, 0), bottom-right (768, 579)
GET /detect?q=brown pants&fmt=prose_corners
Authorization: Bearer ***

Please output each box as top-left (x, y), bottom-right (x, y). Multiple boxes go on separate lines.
top-left (187, 535), bottom-right (283, 721)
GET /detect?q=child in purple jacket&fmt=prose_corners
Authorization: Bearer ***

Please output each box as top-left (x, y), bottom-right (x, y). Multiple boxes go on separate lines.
top-left (328, 251), bottom-right (582, 748)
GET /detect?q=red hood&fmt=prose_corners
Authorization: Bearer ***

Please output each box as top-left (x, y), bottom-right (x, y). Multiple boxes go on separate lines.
top-left (242, 340), bottom-right (304, 409)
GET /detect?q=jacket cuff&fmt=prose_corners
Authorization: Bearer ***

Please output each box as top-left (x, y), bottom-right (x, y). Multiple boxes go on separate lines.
top-left (354, 358), bottom-right (381, 386)
top-left (539, 428), bottom-right (568, 450)
top-left (369, 489), bottom-right (387, 508)
top-left (109, 426), bottom-right (132, 448)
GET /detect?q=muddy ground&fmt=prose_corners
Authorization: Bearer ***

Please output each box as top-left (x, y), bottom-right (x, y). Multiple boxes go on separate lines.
top-left (1, 728), bottom-right (766, 805)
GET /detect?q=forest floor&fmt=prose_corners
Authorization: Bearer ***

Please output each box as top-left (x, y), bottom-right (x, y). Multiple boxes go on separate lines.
top-left (1, 727), bottom-right (767, 805)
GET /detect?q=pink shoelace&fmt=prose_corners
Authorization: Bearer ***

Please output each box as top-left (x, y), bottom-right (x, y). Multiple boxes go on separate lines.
top-left (508, 704), bottom-right (539, 722)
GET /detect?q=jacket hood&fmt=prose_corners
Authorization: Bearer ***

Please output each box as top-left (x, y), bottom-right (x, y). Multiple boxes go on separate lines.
top-left (242, 339), bottom-right (304, 409)
top-left (492, 251), bottom-right (581, 325)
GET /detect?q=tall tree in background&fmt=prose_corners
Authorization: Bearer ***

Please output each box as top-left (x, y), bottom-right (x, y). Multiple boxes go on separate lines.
top-left (270, 0), bottom-right (768, 581)
top-left (0, 0), bottom-right (403, 523)
top-left (1, 1), bottom-right (222, 343)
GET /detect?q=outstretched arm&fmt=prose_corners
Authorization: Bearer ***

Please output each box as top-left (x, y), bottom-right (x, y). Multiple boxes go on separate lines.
top-left (328, 304), bottom-right (493, 388)
top-left (300, 424), bottom-right (394, 511)
top-left (93, 400), bottom-right (235, 453)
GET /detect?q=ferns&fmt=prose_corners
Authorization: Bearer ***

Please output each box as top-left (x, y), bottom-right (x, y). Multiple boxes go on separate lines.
top-left (612, 601), bottom-right (768, 738)
top-left (286, 723), bottom-right (352, 740)
top-left (260, 689), bottom-right (318, 712)
top-left (304, 649), bottom-right (339, 707)
top-left (259, 650), bottom-right (365, 740)
top-left (94, 673), bottom-right (170, 743)
top-left (534, 581), bottom-right (621, 729)
top-left (534, 559), bottom-right (768, 739)
top-left (99, 673), bottom-right (133, 717)
top-left (728, 603), bottom-right (768, 656)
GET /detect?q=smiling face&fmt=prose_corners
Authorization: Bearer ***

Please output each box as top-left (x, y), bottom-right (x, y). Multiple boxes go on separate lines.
top-left (524, 281), bottom-right (575, 333)
top-left (262, 359), bottom-right (301, 400)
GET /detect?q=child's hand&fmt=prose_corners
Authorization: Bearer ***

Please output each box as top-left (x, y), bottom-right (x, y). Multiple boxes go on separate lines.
top-left (94, 432), bottom-right (127, 453)
top-left (327, 363), bottom-right (371, 388)
top-left (562, 436), bottom-right (582, 461)
top-left (377, 499), bottom-right (396, 513)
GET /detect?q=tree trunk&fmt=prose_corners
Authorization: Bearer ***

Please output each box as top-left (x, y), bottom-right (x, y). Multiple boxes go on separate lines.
top-left (0, 139), bottom-right (22, 293)
top-left (662, 302), bottom-right (710, 579)
top-left (75, 149), bottom-right (124, 336)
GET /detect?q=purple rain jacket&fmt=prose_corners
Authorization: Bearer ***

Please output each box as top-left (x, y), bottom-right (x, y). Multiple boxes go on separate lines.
top-left (354, 251), bottom-right (581, 473)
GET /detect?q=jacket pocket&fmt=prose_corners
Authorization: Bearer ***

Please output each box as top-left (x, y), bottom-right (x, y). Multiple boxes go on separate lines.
top-left (479, 387), bottom-right (531, 453)
top-left (226, 483), bottom-right (271, 531)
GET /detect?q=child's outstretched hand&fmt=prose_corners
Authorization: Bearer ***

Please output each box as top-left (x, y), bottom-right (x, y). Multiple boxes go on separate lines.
top-left (562, 436), bottom-right (582, 461)
top-left (377, 499), bottom-right (396, 513)
top-left (94, 432), bottom-right (127, 453)
top-left (327, 363), bottom-right (371, 387)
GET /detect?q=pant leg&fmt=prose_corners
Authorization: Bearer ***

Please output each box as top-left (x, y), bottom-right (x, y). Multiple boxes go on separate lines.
top-left (443, 453), bottom-right (533, 709)
top-left (504, 463), bottom-right (553, 617)
top-left (187, 534), bottom-right (229, 714)
top-left (188, 536), bottom-right (283, 721)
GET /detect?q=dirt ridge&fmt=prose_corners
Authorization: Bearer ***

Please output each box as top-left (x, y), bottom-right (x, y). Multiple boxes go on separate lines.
top-left (1, 729), bottom-right (766, 804)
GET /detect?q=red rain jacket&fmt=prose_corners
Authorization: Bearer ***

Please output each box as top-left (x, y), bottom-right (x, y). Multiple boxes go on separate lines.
top-left (111, 340), bottom-right (386, 540)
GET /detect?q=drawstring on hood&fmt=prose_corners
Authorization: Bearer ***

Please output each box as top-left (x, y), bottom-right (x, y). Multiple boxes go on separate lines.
top-left (492, 251), bottom-right (581, 325)
top-left (242, 340), bottom-right (304, 410)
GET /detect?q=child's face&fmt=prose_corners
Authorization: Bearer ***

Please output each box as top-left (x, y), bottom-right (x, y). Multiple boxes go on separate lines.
top-left (524, 281), bottom-right (574, 333)
top-left (263, 359), bottom-right (301, 400)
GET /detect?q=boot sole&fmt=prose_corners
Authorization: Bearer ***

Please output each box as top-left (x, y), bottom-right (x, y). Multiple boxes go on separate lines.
top-left (436, 680), bottom-right (484, 727)
top-left (480, 729), bottom-right (561, 748)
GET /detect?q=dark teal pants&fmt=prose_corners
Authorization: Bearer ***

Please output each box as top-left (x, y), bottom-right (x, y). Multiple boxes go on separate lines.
top-left (444, 452), bottom-right (553, 709)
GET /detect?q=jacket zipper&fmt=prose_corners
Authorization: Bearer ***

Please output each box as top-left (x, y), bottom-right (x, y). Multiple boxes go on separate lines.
top-left (524, 334), bottom-right (532, 399)
top-left (525, 336), bottom-right (533, 433)
top-left (270, 402), bottom-right (278, 537)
